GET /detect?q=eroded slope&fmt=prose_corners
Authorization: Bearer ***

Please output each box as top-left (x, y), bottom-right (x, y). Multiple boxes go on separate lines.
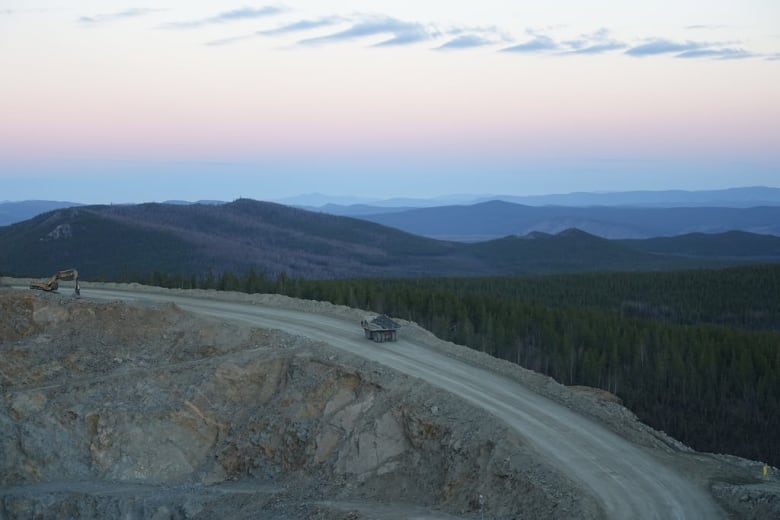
top-left (0, 290), bottom-right (598, 519)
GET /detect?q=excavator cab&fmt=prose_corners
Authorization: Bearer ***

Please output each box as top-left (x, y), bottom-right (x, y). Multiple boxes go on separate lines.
top-left (30, 269), bottom-right (80, 296)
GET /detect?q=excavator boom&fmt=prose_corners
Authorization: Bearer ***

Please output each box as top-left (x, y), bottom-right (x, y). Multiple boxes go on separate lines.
top-left (30, 269), bottom-right (80, 296)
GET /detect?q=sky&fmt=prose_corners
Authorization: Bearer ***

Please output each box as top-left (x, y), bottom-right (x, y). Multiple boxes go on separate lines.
top-left (1, 1), bottom-right (779, 204)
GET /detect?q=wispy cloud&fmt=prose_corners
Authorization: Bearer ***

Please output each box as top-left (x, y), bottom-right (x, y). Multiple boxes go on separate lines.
top-left (434, 25), bottom-right (510, 51)
top-left (565, 41), bottom-right (627, 54)
top-left (625, 39), bottom-right (703, 56)
top-left (79, 8), bottom-right (162, 25)
top-left (262, 17), bottom-right (343, 36)
top-left (502, 35), bottom-right (558, 53)
top-left (560, 29), bottom-right (625, 54)
top-left (677, 47), bottom-right (754, 60)
top-left (502, 28), bottom-right (625, 55)
top-left (206, 16), bottom-right (344, 47)
top-left (437, 34), bottom-right (494, 50)
top-left (299, 16), bottom-right (432, 47)
top-left (767, 53), bottom-right (780, 61)
top-left (625, 39), bottom-right (755, 59)
top-left (162, 6), bottom-right (283, 30)
top-left (155, 7), bottom-right (772, 62)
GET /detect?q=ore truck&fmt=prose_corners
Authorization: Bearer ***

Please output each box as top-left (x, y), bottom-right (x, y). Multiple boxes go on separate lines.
top-left (361, 315), bottom-right (400, 343)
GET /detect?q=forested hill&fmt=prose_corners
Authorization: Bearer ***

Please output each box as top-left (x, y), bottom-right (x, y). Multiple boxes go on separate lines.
top-left (0, 199), bottom-right (459, 279)
top-left (2, 199), bottom-right (779, 280)
top-left (619, 230), bottom-right (780, 259)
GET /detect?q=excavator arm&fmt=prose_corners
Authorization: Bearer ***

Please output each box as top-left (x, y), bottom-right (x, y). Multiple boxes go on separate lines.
top-left (30, 269), bottom-right (80, 296)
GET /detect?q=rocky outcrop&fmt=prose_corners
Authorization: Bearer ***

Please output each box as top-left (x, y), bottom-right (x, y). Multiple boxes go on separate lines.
top-left (0, 290), bottom-right (601, 518)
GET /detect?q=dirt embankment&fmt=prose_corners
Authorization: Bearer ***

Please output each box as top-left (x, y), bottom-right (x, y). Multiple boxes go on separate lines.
top-left (1, 290), bottom-right (603, 519)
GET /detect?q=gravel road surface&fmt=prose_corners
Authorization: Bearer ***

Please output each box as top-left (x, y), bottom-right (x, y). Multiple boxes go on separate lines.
top-left (74, 286), bottom-right (722, 519)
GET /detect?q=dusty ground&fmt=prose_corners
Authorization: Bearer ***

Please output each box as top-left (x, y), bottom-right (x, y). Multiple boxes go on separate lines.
top-left (0, 283), bottom-right (778, 519)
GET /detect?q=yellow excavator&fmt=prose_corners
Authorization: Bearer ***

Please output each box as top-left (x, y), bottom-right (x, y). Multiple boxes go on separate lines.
top-left (30, 269), bottom-right (80, 296)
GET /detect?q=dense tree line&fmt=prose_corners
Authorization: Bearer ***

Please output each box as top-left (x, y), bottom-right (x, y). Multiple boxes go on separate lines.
top-left (118, 265), bottom-right (780, 466)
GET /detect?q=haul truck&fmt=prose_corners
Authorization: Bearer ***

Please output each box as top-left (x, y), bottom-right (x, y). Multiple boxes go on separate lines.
top-left (361, 315), bottom-right (400, 343)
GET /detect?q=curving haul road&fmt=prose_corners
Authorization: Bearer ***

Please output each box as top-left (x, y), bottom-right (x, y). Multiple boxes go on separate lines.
top-left (84, 286), bottom-right (722, 520)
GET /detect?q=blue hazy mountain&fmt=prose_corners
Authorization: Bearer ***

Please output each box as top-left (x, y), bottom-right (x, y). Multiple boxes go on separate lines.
top-left (356, 200), bottom-right (780, 240)
top-left (0, 200), bottom-right (82, 227)
top-left (301, 186), bottom-right (780, 215)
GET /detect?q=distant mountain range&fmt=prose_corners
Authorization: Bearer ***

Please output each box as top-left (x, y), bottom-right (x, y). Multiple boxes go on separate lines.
top-left (295, 186), bottom-right (780, 215)
top-left (3, 186), bottom-right (780, 227)
top-left (2, 199), bottom-right (779, 280)
top-left (0, 186), bottom-right (780, 229)
top-left (0, 200), bottom-right (83, 227)
top-left (472, 186), bottom-right (780, 208)
top-left (355, 201), bottom-right (780, 241)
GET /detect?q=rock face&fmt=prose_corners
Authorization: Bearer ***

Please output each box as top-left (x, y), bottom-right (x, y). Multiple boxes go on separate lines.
top-left (0, 290), bottom-right (599, 519)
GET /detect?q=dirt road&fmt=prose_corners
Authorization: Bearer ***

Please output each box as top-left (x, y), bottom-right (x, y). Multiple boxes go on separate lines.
top-left (80, 286), bottom-right (722, 519)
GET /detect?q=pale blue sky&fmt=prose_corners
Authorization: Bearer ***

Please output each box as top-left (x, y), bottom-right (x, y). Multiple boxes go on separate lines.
top-left (1, 1), bottom-right (778, 203)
